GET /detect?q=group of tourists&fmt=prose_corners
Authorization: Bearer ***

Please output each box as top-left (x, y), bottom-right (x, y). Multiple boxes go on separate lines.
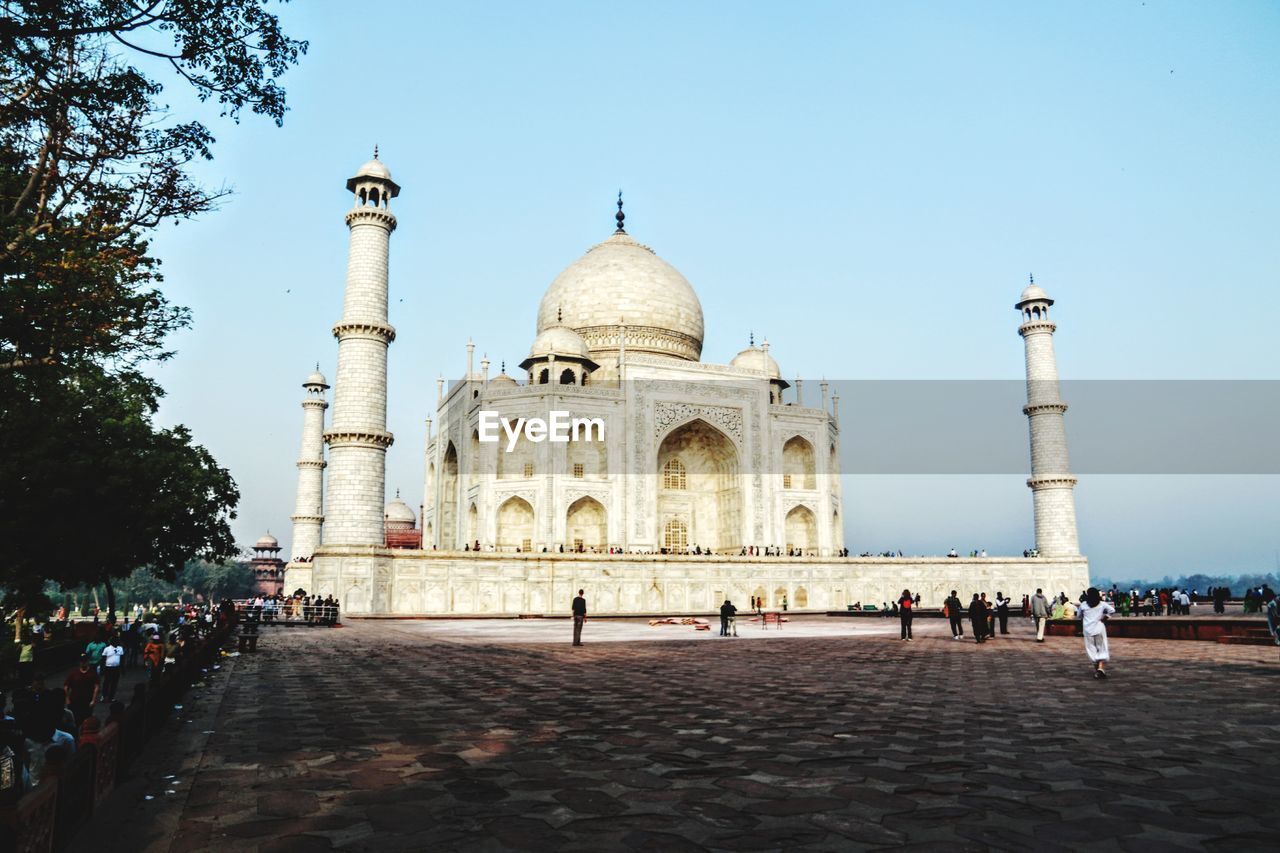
top-left (243, 592), bottom-right (339, 624)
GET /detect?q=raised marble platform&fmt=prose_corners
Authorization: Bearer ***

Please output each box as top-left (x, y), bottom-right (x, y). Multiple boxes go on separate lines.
top-left (290, 550), bottom-right (1089, 617)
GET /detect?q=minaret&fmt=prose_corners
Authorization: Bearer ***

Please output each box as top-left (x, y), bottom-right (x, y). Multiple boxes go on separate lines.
top-left (322, 151), bottom-right (400, 545)
top-left (289, 367), bottom-right (329, 560)
top-left (1017, 275), bottom-right (1080, 556)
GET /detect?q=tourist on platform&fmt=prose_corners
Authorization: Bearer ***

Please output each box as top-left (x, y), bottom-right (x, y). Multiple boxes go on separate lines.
top-left (720, 599), bottom-right (737, 636)
top-left (63, 656), bottom-right (100, 727)
top-left (1031, 588), bottom-right (1051, 642)
top-left (15, 631), bottom-right (35, 688)
top-left (995, 592), bottom-right (1011, 635)
top-left (143, 633), bottom-right (165, 681)
top-left (898, 589), bottom-right (914, 641)
top-left (981, 593), bottom-right (995, 637)
top-left (122, 619), bottom-right (141, 668)
top-left (571, 589), bottom-right (587, 646)
top-left (1021, 595), bottom-right (1031, 619)
top-left (100, 635), bottom-right (124, 701)
top-left (944, 590), bottom-right (964, 639)
top-left (1077, 587), bottom-right (1116, 678)
top-left (970, 594), bottom-right (987, 643)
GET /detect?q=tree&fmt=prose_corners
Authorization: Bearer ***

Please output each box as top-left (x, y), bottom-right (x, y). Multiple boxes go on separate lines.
top-left (0, 367), bottom-right (239, 607)
top-left (0, 2), bottom-right (304, 603)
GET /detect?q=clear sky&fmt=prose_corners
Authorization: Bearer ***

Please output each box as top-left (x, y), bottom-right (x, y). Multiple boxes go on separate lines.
top-left (144, 0), bottom-right (1279, 580)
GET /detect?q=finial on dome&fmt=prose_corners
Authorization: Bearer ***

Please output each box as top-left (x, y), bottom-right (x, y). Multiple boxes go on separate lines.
top-left (373, 144), bottom-right (379, 160)
top-left (749, 330), bottom-right (755, 347)
top-left (501, 360), bottom-right (506, 373)
top-left (395, 488), bottom-right (400, 499)
top-left (1029, 272), bottom-right (1034, 284)
top-left (615, 190), bottom-right (626, 233)
top-left (557, 305), bottom-right (562, 323)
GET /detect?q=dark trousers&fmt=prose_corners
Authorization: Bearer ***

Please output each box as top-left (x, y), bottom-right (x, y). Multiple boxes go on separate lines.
top-left (971, 619), bottom-right (985, 641)
top-left (900, 612), bottom-right (913, 639)
top-left (949, 616), bottom-right (964, 637)
top-left (572, 616), bottom-right (584, 645)
top-left (998, 610), bottom-right (1009, 634)
top-left (70, 702), bottom-right (92, 728)
top-left (102, 666), bottom-right (121, 701)
top-left (16, 661), bottom-right (34, 686)
top-left (720, 617), bottom-right (729, 636)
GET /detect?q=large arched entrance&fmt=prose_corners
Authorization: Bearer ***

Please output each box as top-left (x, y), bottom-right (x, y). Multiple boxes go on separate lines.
top-left (656, 419), bottom-right (741, 553)
top-left (496, 496), bottom-right (534, 551)
top-left (565, 496), bottom-right (606, 551)
top-left (783, 435), bottom-right (816, 490)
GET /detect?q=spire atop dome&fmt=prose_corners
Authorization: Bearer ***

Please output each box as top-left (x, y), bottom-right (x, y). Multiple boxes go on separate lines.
top-left (749, 330), bottom-right (755, 347)
top-left (615, 190), bottom-right (625, 233)
top-left (1029, 272), bottom-right (1035, 284)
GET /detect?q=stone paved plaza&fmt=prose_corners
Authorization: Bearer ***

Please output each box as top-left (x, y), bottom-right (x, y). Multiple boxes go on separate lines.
top-left (103, 617), bottom-right (1279, 852)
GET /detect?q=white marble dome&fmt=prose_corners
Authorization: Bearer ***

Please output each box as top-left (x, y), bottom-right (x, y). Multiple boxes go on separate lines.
top-left (304, 369), bottom-right (328, 387)
top-left (355, 157), bottom-right (392, 181)
top-left (537, 231), bottom-right (704, 361)
top-left (1017, 283), bottom-right (1052, 306)
top-left (730, 343), bottom-right (782, 379)
top-left (490, 371), bottom-right (519, 387)
top-left (528, 325), bottom-right (591, 361)
top-left (384, 496), bottom-right (416, 530)
top-left (254, 533), bottom-right (280, 550)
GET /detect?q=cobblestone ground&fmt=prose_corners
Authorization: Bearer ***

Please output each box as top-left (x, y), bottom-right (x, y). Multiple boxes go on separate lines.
top-left (109, 618), bottom-right (1279, 852)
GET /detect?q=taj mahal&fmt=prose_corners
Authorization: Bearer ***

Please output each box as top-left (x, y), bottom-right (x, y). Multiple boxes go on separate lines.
top-left (281, 154), bottom-right (1089, 615)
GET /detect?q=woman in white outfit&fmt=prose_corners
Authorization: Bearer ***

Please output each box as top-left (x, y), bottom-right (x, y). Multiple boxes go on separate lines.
top-left (1077, 587), bottom-right (1116, 679)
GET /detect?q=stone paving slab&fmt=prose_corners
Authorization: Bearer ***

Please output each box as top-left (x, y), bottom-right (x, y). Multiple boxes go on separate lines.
top-left (97, 617), bottom-right (1280, 851)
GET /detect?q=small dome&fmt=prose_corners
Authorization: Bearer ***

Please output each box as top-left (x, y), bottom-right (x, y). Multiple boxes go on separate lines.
top-left (730, 343), bottom-right (782, 379)
top-left (490, 371), bottom-right (519, 387)
top-left (1016, 283), bottom-right (1053, 307)
top-left (304, 369), bottom-right (328, 387)
top-left (384, 496), bottom-right (416, 530)
top-left (537, 231), bottom-right (704, 362)
top-left (356, 158), bottom-right (392, 181)
top-left (254, 533), bottom-right (279, 550)
top-left (528, 325), bottom-right (591, 361)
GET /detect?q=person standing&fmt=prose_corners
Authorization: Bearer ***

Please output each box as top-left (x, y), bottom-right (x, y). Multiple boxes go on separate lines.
top-left (944, 590), bottom-right (964, 639)
top-left (970, 594), bottom-right (987, 643)
top-left (995, 591), bottom-right (1011, 635)
top-left (1078, 587), bottom-right (1116, 678)
top-left (1031, 588), bottom-right (1051, 642)
top-left (99, 635), bottom-right (125, 702)
top-left (571, 589), bottom-right (587, 646)
top-left (898, 589), bottom-right (914, 641)
top-left (720, 599), bottom-right (737, 636)
top-left (64, 655), bottom-right (100, 727)
top-left (16, 631), bottom-right (35, 687)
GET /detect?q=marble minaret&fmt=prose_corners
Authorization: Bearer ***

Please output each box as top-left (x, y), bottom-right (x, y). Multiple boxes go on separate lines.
top-left (1017, 276), bottom-right (1080, 556)
top-left (322, 152), bottom-right (400, 545)
top-left (289, 367), bottom-right (329, 560)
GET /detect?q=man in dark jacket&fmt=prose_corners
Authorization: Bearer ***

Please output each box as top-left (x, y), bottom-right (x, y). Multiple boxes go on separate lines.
top-left (945, 590), bottom-right (964, 639)
top-left (970, 594), bottom-right (987, 643)
top-left (720, 599), bottom-right (737, 636)
top-left (571, 590), bottom-right (587, 646)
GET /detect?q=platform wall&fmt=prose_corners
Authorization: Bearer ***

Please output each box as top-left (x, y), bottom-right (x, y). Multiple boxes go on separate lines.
top-left (292, 551), bottom-right (1090, 617)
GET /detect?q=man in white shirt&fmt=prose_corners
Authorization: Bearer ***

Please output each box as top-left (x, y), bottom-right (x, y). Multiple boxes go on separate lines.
top-left (100, 636), bottom-right (125, 701)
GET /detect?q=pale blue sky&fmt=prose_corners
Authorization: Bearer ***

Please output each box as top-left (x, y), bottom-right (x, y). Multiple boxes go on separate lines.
top-left (145, 1), bottom-right (1279, 579)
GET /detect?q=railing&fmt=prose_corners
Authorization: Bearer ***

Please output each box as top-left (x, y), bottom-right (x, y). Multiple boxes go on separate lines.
top-left (0, 622), bottom-right (231, 850)
top-left (230, 601), bottom-right (339, 625)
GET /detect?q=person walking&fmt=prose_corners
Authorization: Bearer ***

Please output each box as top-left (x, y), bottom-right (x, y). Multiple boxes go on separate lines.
top-left (945, 590), bottom-right (964, 639)
top-left (970, 593), bottom-right (987, 643)
top-left (1078, 587), bottom-right (1116, 678)
top-left (1031, 588), bottom-right (1051, 642)
top-left (571, 589), bottom-right (587, 646)
top-left (100, 634), bottom-right (125, 701)
top-left (898, 589), bottom-right (914, 641)
top-left (143, 632), bottom-right (165, 681)
top-left (720, 599), bottom-right (737, 636)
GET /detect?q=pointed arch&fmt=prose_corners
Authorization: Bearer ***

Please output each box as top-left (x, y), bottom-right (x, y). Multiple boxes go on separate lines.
top-left (656, 418), bottom-right (741, 552)
top-left (785, 504), bottom-right (816, 553)
top-left (566, 496), bottom-right (606, 551)
top-left (782, 435), bottom-right (815, 489)
top-left (441, 441), bottom-right (459, 548)
top-left (496, 496), bottom-right (534, 551)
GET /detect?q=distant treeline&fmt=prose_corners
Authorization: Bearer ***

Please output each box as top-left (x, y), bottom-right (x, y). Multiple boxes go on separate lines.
top-left (1093, 572), bottom-right (1280, 593)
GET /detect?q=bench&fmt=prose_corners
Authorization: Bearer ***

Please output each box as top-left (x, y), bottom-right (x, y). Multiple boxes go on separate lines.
top-left (762, 612), bottom-right (782, 629)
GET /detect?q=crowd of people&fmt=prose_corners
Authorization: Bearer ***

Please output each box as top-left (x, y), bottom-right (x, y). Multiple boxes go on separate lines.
top-left (241, 592), bottom-right (339, 624)
top-left (0, 598), bottom-right (237, 800)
